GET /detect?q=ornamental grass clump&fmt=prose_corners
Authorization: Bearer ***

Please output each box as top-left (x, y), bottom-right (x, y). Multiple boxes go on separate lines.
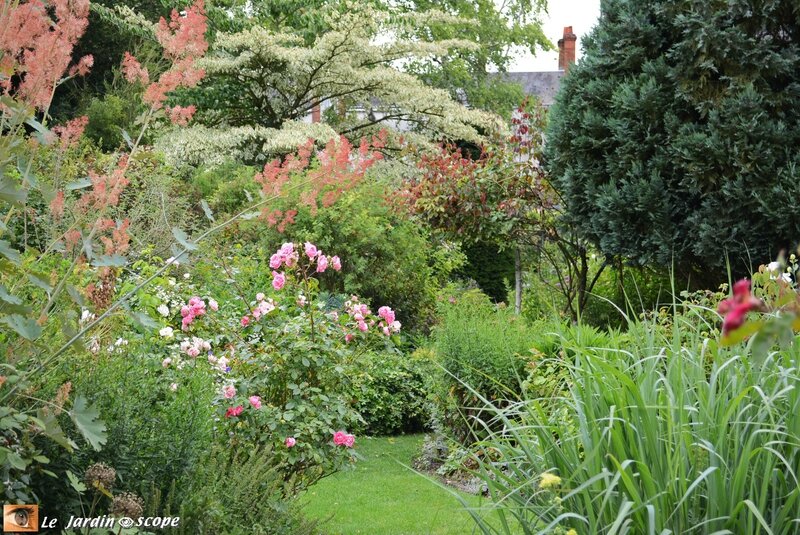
top-left (459, 310), bottom-right (800, 534)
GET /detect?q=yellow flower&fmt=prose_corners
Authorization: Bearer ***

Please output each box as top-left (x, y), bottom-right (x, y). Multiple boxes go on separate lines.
top-left (539, 472), bottom-right (562, 490)
top-left (566, 530), bottom-right (578, 535)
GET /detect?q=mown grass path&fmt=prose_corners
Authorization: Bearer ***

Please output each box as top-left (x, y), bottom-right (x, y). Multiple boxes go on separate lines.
top-left (301, 434), bottom-right (493, 534)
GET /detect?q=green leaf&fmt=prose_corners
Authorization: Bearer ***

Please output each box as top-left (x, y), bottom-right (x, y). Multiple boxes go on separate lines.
top-left (37, 409), bottom-right (77, 452)
top-left (71, 396), bottom-right (107, 451)
top-left (65, 177), bottom-right (93, 191)
top-left (121, 129), bottom-right (133, 150)
top-left (0, 240), bottom-right (21, 265)
top-left (66, 470), bottom-right (87, 493)
top-left (172, 227), bottom-right (198, 250)
top-left (200, 199), bottom-right (215, 221)
top-left (6, 452), bottom-right (27, 470)
top-left (0, 177), bottom-right (27, 204)
top-left (27, 271), bottom-right (53, 293)
top-left (92, 254), bottom-right (127, 268)
top-left (0, 314), bottom-right (42, 340)
top-left (67, 285), bottom-right (86, 307)
top-left (128, 309), bottom-right (159, 329)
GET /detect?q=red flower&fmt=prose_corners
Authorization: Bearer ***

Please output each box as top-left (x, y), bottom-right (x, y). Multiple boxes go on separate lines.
top-left (718, 279), bottom-right (763, 335)
top-left (225, 405), bottom-right (243, 418)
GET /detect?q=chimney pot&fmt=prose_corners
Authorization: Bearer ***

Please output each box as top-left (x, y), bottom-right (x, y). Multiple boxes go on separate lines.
top-left (558, 26), bottom-right (577, 72)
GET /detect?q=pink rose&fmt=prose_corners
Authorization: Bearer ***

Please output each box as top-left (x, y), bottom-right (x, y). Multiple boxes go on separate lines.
top-left (208, 298), bottom-right (219, 311)
top-left (241, 315), bottom-right (250, 327)
top-left (382, 326), bottom-right (391, 336)
top-left (269, 253), bottom-right (282, 269)
top-left (344, 434), bottom-right (355, 448)
top-left (256, 292), bottom-right (265, 302)
top-left (249, 395), bottom-right (262, 409)
top-left (357, 321), bottom-right (368, 332)
top-left (331, 255), bottom-right (342, 271)
top-left (378, 306), bottom-right (395, 324)
top-left (316, 254), bottom-right (328, 272)
top-left (189, 296), bottom-right (202, 307)
top-left (304, 242), bottom-right (318, 259)
top-left (345, 333), bottom-right (354, 343)
top-left (180, 306), bottom-right (191, 317)
top-left (280, 242), bottom-right (294, 256)
top-left (333, 430), bottom-right (348, 446)
top-left (272, 271), bottom-right (286, 290)
top-left (252, 308), bottom-right (262, 319)
top-left (187, 346), bottom-right (200, 358)
top-left (285, 437), bottom-right (296, 448)
top-left (222, 385), bottom-right (236, 399)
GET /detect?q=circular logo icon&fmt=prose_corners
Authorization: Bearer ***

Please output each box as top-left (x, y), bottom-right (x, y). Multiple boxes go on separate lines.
top-left (117, 517), bottom-right (135, 528)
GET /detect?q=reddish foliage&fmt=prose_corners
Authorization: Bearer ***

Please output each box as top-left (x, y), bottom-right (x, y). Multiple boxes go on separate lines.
top-left (398, 99), bottom-right (556, 244)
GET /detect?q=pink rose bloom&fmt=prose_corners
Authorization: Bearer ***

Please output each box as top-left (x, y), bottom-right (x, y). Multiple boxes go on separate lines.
top-left (353, 312), bottom-right (364, 321)
top-left (258, 300), bottom-right (275, 314)
top-left (333, 430), bottom-right (348, 446)
top-left (269, 253), bottom-right (283, 269)
top-left (285, 437), bottom-right (297, 448)
top-left (249, 395), bottom-right (262, 409)
top-left (272, 271), bottom-right (286, 290)
top-left (162, 357), bottom-right (172, 368)
top-left (345, 333), bottom-right (354, 343)
top-left (256, 292), bottom-right (265, 301)
top-left (169, 383), bottom-right (178, 392)
top-left (304, 242), bottom-right (318, 259)
top-left (382, 326), bottom-right (391, 336)
top-left (181, 316), bottom-right (192, 331)
top-left (358, 321), bottom-right (368, 332)
top-left (241, 315), bottom-right (250, 327)
top-left (344, 434), bottom-right (355, 448)
top-left (316, 254), bottom-right (328, 272)
top-left (252, 308), bottom-right (262, 319)
top-left (331, 255), bottom-right (342, 271)
top-left (222, 385), bottom-right (236, 399)
top-left (378, 306), bottom-right (395, 324)
top-left (187, 346), bottom-right (200, 358)
top-left (208, 298), bottom-right (219, 311)
top-left (180, 306), bottom-right (191, 317)
top-left (189, 297), bottom-right (202, 307)
top-left (280, 242), bottom-right (294, 256)
top-left (390, 320), bottom-right (401, 333)
top-left (284, 252), bottom-right (298, 267)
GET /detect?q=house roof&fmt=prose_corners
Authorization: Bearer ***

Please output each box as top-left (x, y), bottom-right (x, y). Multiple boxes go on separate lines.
top-left (499, 71), bottom-right (565, 107)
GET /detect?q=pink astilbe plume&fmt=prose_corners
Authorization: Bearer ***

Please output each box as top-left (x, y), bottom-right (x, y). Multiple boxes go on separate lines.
top-left (121, 52), bottom-right (149, 85)
top-left (0, 0), bottom-right (92, 109)
top-left (123, 0), bottom-right (208, 110)
top-left (52, 115), bottom-right (88, 150)
top-left (253, 131), bottom-right (387, 230)
top-left (165, 105), bottom-right (197, 126)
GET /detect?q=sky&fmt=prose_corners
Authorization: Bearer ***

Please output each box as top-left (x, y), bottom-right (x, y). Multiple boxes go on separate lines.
top-left (507, 0), bottom-right (602, 72)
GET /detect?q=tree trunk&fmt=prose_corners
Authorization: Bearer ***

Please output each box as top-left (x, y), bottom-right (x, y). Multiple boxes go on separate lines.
top-left (514, 246), bottom-right (522, 315)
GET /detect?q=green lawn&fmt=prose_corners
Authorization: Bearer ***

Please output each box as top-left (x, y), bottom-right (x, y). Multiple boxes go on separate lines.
top-left (300, 434), bottom-right (496, 535)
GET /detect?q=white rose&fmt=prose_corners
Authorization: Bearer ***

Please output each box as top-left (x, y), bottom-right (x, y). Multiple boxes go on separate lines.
top-left (767, 261), bottom-right (781, 273)
top-left (159, 326), bottom-right (175, 338)
top-left (157, 304), bottom-right (170, 317)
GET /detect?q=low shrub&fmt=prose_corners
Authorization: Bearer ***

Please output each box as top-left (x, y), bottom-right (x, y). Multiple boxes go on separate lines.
top-left (430, 290), bottom-right (539, 443)
top-left (350, 349), bottom-right (432, 436)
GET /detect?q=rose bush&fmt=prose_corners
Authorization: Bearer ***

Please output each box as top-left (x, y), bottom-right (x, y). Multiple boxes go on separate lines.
top-left (147, 241), bottom-right (402, 492)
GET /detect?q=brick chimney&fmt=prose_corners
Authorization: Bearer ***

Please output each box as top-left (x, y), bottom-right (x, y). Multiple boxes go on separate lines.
top-left (557, 26), bottom-right (577, 72)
